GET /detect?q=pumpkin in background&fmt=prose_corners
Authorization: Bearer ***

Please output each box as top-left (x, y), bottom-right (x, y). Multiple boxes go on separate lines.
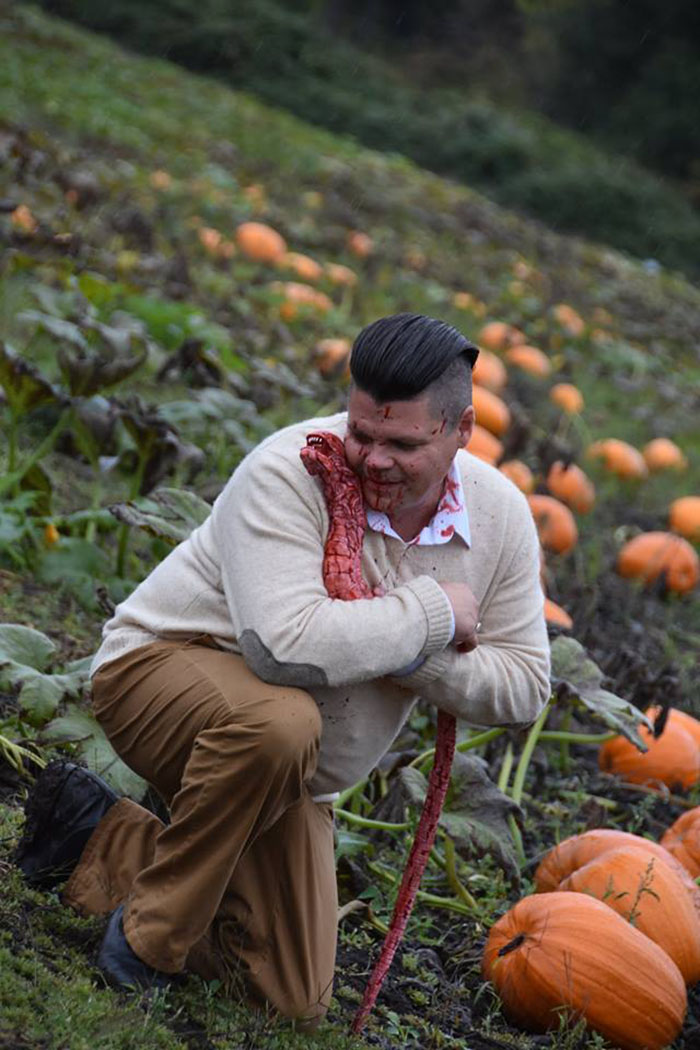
top-left (505, 344), bottom-right (551, 378)
top-left (278, 251), bottom-right (323, 282)
top-left (466, 424), bottom-right (503, 465)
top-left (661, 808), bottom-right (700, 879)
top-left (543, 598), bottom-right (572, 630)
top-left (527, 494), bottom-right (578, 554)
top-left (314, 338), bottom-right (351, 379)
top-left (472, 348), bottom-right (507, 392)
top-left (325, 262), bottom-right (357, 287)
top-left (598, 709), bottom-right (700, 791)
top-left (617, 531), bottom-right (699, 594)
top-left (482, 891), bottom-right (686, 1050)
top-left (669, 496), bottom-right (700, 543)
top-left (271, 281), bottom-right (333, 320)
top-left (545, 461), bottom-right (595, 514)
top-left (347, 230), bottom-right (373, 257)
top-left (552, 303), bottom-right (585, 337)
top-left (549, 382), bottom-right (584, 414)
top-left (472, 386), bottom-right (511, 437)
top-left (557, 844), bottom-right (700, 985)
top-left (586, 438), bottom-right (648, 479)
top-left (534, 827), bottom-right (700, 906)
top-left (477, 321), bottom-right (525, 352)
top-left (235, 221), bottom-right (287, 264)
top-left (499, 460), bottom-right (534, 494)
top-left (646, 706), bottom-right (700, 748)
top-left (643, 437), bottom-right (688, 472)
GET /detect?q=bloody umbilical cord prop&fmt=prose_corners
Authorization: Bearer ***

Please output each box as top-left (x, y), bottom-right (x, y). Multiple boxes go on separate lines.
top-left (300, 431), bottom-right (457, 1033)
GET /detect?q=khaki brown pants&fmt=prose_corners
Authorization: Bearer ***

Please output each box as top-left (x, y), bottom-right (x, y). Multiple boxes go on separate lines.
top-left (63, 636), bottom-right (337, 1024)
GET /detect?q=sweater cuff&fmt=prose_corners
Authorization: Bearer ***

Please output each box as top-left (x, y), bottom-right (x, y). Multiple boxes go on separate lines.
top-left (388, 648), bottom-right (451, 690)
top-left (402, 575), bottom-right (454, 657)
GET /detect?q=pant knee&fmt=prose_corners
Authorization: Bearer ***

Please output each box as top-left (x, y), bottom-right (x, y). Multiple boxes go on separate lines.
top-left (256, 689), bottom-right (321, 777)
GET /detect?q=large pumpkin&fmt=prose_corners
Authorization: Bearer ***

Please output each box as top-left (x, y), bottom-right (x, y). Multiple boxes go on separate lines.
top-left (527, 494), bottom-right (578, 554)
top-left (598, 711), bottom-right (700, 791)
top-left (557, 844), bottom-right (700, 984)
top-left (617, 531), bottom-right (699, 594)
top-left (661, 808), bottom-right (700, 879)
top-left (533, 828), bottom-right (700, 910)
top-left (505, 344), bottom-right (551, 378)
top-left (643, 438), bottom-right (688, 473)
top-left (499, 460), bottom-right (534, 494)
top-left (482, 891), bottom-right (686, 1050)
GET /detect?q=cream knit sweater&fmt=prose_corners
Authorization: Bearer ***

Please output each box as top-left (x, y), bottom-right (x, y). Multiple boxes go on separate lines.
top-left (92, 412), bottom-right (550, 795)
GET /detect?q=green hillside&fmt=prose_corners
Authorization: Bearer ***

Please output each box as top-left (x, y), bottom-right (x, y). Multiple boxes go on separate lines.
top-left (1, 5), bottom-right (700, 1050)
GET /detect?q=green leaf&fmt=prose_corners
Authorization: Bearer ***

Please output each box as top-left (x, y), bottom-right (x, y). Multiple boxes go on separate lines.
top-left (550, 635), bottom-right (652, 749)
top-left (0, 624), bottom-right (56, 673)
top-left (0, 341), bottom-right (62, 415)
top-left (109, 486), bottom-right (211, 544)
top-left (399, 753), bottom-right (523, 885)
top-left (43, 704), bottom-right (147, 800)
top-left (0, 624), bottom-right (89, 726)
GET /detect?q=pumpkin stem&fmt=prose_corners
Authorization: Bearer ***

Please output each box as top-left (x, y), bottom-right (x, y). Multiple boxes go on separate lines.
top-left (497, 932), bottom-right (526, 957)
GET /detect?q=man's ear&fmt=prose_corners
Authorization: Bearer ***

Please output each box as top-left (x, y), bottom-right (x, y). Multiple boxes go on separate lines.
top-left (457, 404), bottom-right (475, 448)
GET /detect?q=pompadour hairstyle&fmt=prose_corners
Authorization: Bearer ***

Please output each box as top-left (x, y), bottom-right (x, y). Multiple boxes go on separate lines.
top-left (349, 313), bottom-right (479, 428)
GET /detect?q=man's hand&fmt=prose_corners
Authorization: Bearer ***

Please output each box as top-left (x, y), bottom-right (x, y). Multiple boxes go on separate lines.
top-left (439, 581), bottom-right (480, 653)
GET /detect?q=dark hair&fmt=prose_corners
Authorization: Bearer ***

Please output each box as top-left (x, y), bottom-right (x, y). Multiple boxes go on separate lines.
top-left (350, 313), bottom-right (479, 428)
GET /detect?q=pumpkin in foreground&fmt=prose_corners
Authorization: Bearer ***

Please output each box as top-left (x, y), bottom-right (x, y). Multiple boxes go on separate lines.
top-left (598, 710), bottom-right (700, 791)
top-left (556, 844), bottom-right (700, 985)
top-left (482, 891), bottom-right (686, 1050)
top-left (662, 807), bottom-right (700, 879)
top-left (533, 828), bottom-right (700, 912)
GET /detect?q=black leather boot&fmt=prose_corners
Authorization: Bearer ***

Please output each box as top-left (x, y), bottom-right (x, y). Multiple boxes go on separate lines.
top-left (98, 905), bottom-right (175, 991)
top-left (14, 759), bottom-right (119, 888)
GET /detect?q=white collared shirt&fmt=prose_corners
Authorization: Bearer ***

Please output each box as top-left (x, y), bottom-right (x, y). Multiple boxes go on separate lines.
top-left (366, 458), bottom-right (470, 673)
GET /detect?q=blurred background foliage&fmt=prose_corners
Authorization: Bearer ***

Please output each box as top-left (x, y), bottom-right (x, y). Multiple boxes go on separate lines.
top-left (28, 0), bottom-right (700, 278)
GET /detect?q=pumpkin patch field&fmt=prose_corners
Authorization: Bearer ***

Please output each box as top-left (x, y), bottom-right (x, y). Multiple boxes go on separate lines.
top-left (2, 7), bottom-right (700, 1050)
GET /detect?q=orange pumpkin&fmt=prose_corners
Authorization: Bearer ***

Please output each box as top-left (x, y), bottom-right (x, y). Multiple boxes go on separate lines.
top-left (598, 709), bottom-right (700, 791)
top-left (557, 845), bottom-right (700, 985)
top-left (545, 461), bottom-right (595, 515)
top-left (472, 348), bottom-right (507, 392)
top-left (271, 281), bottom-right (333, 320)
top-left (543, 598), bottom-right (572, 630)
top-left (669, 496), bottom-right (700, 542)
top-left (325, 262), bottom-right (357, 287)
top-left (472, 386), bottom-right (511, 437)
top-left (661, 808), bottom-right (700, 879)
top-left (643, 437), bottom-right (688, 472)
top-left (617, 531), bottom-right (699, 594)
top-left (235, 221), bottom-right (287, 264)
top-left (505, 345), bottom-right (551, 378)
top-left (549, 382), bottom-right (584, 414)
top-left (278, 252), bottom-right (323, 282)
top-left (534, 828), bottom-right (700, 905)
top-left (314, 337), bottom-right (351, 379)
top-left (465, 424), bottom-right (503, 465)
top-left (527, 494), bottom-right (578, 554)
top-left (347, 230), bottom-right (373, 257)
top-left (477, 321), bottom-right (525, 352)
top-left (586, 438), bottom-right (648, 479)
top-left (482, 892), bottom-right (686, 1050)
top-left (551, 303), bottom-right (585, 337)
top-left (499, 460), bottom-right (534, 494)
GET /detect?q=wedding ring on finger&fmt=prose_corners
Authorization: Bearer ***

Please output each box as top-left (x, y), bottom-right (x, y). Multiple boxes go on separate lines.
top-left (475, 621), bottom-right (482, 632)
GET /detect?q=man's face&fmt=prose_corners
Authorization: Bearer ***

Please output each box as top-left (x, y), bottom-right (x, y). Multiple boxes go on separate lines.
top-left (345, 386), bottom-right (474, 523)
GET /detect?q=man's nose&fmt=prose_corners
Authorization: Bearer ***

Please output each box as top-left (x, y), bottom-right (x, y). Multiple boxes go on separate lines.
top-left (365, 444), bottom-right (395, 471)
